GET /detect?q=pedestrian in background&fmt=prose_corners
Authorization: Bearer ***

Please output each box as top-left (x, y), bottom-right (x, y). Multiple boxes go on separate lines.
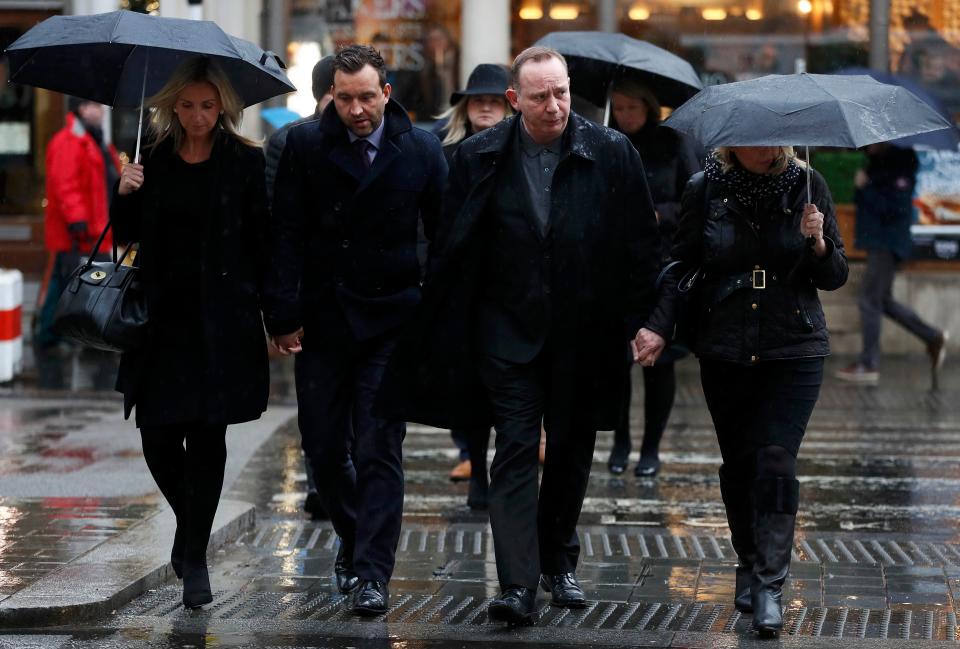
top-left (435, 62), bottom-right (513, 509)
top-left (112, 57), bottom-right (270, 609)
top-left (836, 142), bottom-right (948, 385)
top-left (377, 46), bottom-right (661, 625)
top-left (636, 145), bottom-right (848, 637)
top-left (38, 98), bottom-right (121, 344)
top-left (605, 78), bottom-right (700, 478)
top-left (264, 45), bottom-right (446, 616)
top-left (264, 55), bottom-right (335, 521)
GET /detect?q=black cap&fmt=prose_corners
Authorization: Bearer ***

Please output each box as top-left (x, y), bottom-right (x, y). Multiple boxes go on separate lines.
top-left (312, 56), bottom-right (335, 101)
top-left (450, 63), bottom-right (509, 105)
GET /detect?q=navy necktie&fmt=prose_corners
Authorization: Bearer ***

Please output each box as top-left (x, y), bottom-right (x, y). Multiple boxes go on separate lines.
top-left (354, 139), bottom-right (372, 170)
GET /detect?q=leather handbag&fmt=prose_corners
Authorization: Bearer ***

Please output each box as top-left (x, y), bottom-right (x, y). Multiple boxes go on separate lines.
top-left (656, 259), bottom-right (701, 347)
top-left (52, 221), bottom-right (147, 352)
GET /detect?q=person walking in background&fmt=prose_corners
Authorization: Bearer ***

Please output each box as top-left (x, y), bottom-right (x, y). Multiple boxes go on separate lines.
top-left (112, 58), bottom-right (270, 609)
top-left (435, 62), bottom-right (513, 509)
top-left (264, 55), bottom-right (335, 521)
top-left (264, 45), bottom-right (446, 617)
top-left (605, 78), bottom-right (700, 478)
top-left (39, 98), bottom-right (121, 344)
top-left (836, 142), bottom-right (948, 385)
top-left (636, 146), bottom-right (848, 637)
top-left (377, 46), bottom-right (661, 625)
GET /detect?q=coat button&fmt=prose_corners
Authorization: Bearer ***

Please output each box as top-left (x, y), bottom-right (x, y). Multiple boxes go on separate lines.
top-left (751, 303), bottom-right (758, 310)
top-left (342, 239), bottom-right (350, 248)
top-left (333, 202), bottom-right (342, 211)
top-left (751, 355), bottom-right (758, 362)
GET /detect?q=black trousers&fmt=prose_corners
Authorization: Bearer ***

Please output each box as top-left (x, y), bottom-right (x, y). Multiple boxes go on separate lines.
top-left (295, 330), bottom-right (405, 583)
top-left (479, 349), bottom-right (597, 591)
top-left (700, 357), bottom-right (824, 469)
top-left (139, 422), bottom-right (227, 563)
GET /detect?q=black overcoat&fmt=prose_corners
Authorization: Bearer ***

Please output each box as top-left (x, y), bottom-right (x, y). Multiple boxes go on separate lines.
top-left (376, 113), bottom-right (662, 433)
top-left (263, 100), bottom-right (447, 341)
top-left (646, 168), bottom-right (849, 364)
top-left (111, 133), bottom-right (270, 426)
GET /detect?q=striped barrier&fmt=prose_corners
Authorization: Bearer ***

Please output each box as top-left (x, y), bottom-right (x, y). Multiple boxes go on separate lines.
top-left (0, 269), bottom-right (23, 382)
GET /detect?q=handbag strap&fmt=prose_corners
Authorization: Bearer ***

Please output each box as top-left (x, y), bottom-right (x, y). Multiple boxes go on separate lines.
top-left (83, 220), bottom-right (135, 271)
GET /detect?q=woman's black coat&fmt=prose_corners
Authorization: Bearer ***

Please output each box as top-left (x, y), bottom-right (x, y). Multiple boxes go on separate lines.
top-left (646, 167), bottom-right (848, 364)
top-left (111, 133), bottom-right (270, 426)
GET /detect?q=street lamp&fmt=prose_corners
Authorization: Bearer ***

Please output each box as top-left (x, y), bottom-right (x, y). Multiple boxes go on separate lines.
top-left (797, 0), bottom-right (813, 73)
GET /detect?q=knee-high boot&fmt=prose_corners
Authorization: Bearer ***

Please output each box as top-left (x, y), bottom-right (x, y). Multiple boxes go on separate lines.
top-left (141, 431), bottom-right (187, 578)
top-left (181, 427), bottom-right (227, 609)
top-left (751, 477), bottom-right (799, 638)
top-left (718, 465), bottom-right (754, 613)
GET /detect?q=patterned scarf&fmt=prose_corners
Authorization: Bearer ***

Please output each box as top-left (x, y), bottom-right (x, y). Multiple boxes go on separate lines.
top-left (703, 151), bottom-right (802, 206)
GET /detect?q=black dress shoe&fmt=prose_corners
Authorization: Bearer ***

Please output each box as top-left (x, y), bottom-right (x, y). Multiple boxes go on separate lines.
top-left (352, 579), bottom-right (389, 616)
top-left (488, 586), bottom-right (536, 625)
top-left (335, 544), bottom-right (360, 594)
top-left (634, 457), bottom-right (660, 477)
top-left (182, 560), bottom-right (213, 609)
top-left (607, 445), bottom-right (630, 475)
top-left (171, 526), bottom-right (184, 579)
top-left (540, 572), bottom-right (586, 608)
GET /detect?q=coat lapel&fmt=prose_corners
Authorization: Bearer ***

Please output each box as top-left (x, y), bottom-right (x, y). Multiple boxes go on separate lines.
top-left (328, 140), bottom-right (366, 182)
top-left (356, 138), bottom-right (401, 195)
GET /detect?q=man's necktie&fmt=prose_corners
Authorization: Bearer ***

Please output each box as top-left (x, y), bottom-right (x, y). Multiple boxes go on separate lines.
top-left (354, 139), bottom-right (372, 170)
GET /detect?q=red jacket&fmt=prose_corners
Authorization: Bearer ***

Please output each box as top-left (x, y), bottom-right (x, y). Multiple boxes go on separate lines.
top-left (44, 113), bottom-right (121, 253)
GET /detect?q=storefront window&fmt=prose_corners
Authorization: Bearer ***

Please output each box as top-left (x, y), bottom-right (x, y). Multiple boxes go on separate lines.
top-left (286, 0), bottom-right (461, 122)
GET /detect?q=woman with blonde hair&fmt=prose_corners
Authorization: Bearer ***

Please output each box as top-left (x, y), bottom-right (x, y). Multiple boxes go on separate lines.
top-left (112, 57), bottom-right (269, 609)
top-left (635, 144), bottom-right (847, 638)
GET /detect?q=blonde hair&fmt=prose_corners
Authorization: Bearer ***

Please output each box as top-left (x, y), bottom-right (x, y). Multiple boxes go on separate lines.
top-left (147, 57), bottom-right (259, 151)
top-left (436, 95), bottom-right (512, 147)
top-left (714, 146), bottom-right (806, 175)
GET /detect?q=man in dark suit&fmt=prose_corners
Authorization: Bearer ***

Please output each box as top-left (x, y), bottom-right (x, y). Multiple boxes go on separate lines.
top-left (376, 46), bottom-right (661, 625)
top-left (264, 44), bottom-right (447, 616)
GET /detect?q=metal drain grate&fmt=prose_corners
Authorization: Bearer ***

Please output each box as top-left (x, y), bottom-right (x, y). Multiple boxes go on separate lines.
top-left (237, 521), bottom-right (960, 569)
top-left (117, 587), bottom-right (960, 641)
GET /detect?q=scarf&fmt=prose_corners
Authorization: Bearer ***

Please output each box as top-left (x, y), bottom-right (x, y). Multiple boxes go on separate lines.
top-left (703, 151), bottom-right (801, 206)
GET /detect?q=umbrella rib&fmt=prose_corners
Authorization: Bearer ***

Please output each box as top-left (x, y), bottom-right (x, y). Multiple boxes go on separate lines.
top-left (109, 11), bottom-right (123, 44)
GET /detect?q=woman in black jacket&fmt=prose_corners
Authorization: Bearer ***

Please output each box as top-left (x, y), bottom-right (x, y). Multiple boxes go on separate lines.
top-left (635, 146), bottom-right (848, 638)
top-left (605, 78), bottom-right (701, 477)
top-left (113, 57), bottom-right (269, 609)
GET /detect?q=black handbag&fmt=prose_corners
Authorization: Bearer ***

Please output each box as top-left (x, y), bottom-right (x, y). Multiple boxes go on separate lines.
top-left (51, 221), bottom-right (147, 352)
top-left (656, 260), bottom-right (701, 348)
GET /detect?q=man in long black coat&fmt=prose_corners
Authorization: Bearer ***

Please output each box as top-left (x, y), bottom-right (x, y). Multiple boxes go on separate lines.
top-left (377, 46), bottom-right (661, 624)
top-left (263, 45), bottom-right (446, 616)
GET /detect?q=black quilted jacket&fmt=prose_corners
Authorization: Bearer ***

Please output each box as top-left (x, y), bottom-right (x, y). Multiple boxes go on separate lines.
top-left (646, 168), bottom-right (848, 364)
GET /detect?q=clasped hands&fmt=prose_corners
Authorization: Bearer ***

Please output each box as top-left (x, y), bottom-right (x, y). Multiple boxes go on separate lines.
top-left (632, 328), bottom-right (666, 367)
top-left (271, 327), bottom-right (304, 356)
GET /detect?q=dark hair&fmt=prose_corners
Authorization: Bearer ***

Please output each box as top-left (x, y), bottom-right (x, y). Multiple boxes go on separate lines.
top-left (511, 46), bottom-right (568, 90)
top-left (610, 78), bottom-right (661, 127)
top-left (333, 44), bottom-right (387, 88)
top-left (311, 56), bottom-right (335, 101)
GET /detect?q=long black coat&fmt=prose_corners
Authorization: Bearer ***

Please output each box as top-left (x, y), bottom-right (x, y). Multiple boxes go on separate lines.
top-left (263, 100), bottom-right (447, 341)
top-left (376, 113), bottom-right (661, 432)
top-left (647, 168), bottom-right (849, 364)
top-left (111, 133), bottom-right (270, 425)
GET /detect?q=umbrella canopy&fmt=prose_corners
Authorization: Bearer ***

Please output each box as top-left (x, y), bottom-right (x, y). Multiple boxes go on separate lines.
top-left (5, 10), bottom-right (294, 108)
top-left (663, 73), bottom-right (953, 149)
top-left (534, 31), bottom-right (702, 109)
top-left (836, 67), bottom-right (959, 150)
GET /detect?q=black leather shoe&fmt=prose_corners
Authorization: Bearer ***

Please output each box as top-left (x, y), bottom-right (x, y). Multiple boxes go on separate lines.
top-left (540, 573), bottom-right (586, 608)
top-left (607, 445), bottom-right (630, 475)
top-left (171, 526), bottom-right (184, 580)
top-left (352, 579), bottom-right (389, 616)
top-left (335, 544), bottom-right (360, 594)
top-left (634, 457), bottom-right (660, 477)
top-left (182, 560), bottom-right (213, 609)
top-left (488, 586), bottom-right (536, 625)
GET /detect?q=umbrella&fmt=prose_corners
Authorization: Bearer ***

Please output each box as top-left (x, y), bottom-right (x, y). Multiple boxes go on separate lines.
top-left (534, 31), bottom-right (702, 123)
top-left (261, 106), bottom-right (303, 129)
top-left (664, 73), bottom-right (953, 203)
top-left (5, 10), bottom-right (295, 160)
top-left (836, 67), bottom-right (959, 150)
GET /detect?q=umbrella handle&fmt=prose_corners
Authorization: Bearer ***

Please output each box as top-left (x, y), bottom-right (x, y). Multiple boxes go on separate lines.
top-left (134, 50), bottom-right (149, 164)
top-left (805, 145), bottom-right (815, 249)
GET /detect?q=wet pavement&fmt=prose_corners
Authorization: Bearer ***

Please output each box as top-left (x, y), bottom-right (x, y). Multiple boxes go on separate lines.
top-left (1, 354), bottom-right (960, 646)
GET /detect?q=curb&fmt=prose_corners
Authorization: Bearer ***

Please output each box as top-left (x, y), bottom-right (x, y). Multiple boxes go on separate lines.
top-left (0, 498), bottom-right (255, 626)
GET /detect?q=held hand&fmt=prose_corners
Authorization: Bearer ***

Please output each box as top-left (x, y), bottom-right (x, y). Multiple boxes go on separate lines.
top-left (632, 328), bottom-right (666, 367)
top-left (801, 203), bottom-right (828, 257)
top-left (271, 327), bottom-right (304, 356)
top-left (854, 169), bottom-right (868, 189)
top-left (118, 163), bottom-right (144, 196)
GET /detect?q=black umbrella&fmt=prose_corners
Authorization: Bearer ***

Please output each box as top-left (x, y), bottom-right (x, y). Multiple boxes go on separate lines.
top-left (664, 73), bottom-right (953, 202)
top-left (6, 10), bottom-right (295, 159)
top-left (535, 31), bottom-right (702, 120)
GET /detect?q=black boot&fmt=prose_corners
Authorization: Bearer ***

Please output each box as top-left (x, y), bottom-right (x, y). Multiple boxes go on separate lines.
top-left (751, 477), bottom-right (799, 639)
top-left (718, 465), bottom-right (755, 613)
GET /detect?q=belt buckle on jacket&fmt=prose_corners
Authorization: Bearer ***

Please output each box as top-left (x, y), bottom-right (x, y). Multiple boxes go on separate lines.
top-left (752, 269), bottom-right (766, 289)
